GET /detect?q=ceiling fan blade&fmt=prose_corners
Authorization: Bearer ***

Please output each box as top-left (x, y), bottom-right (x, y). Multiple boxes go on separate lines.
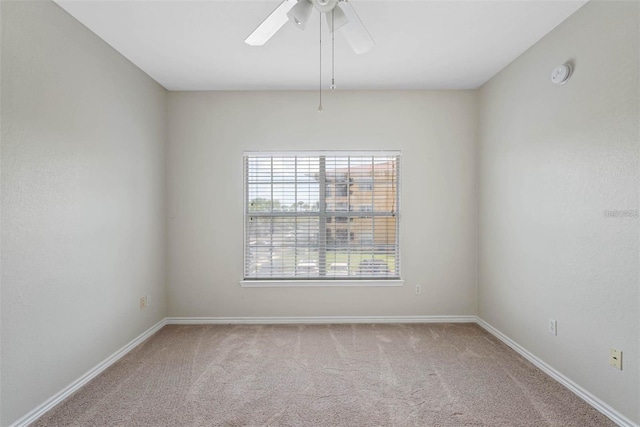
top-left (245, 0), bottom-right (297, 46)
top-left (336, 1), bottom-right (374, 54)
top-left (324, 5), bottom-right (349, 32)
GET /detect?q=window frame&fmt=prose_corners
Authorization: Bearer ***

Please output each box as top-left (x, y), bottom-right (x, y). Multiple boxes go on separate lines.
top-left (240, 151), bottom-right (403, 287)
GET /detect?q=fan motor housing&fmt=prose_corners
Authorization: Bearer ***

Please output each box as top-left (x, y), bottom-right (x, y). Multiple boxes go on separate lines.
top-left (312, 0), bottom-right (338, 13)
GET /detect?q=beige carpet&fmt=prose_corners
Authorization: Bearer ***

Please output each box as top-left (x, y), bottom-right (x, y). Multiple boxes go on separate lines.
top-left (33, 324), bottom-right (615, 426)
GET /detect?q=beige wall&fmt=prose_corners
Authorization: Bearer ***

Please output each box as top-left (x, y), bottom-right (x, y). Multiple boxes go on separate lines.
top-left (478, 1), bottom-right (639, 423)
top-left (1, 1), bottom-right (167, 425)
top-left (167, 90), bottom-right (479, 318)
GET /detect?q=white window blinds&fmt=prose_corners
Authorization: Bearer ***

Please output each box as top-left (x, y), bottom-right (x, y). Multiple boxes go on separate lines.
top-left (244, 152), bottom-right (400, 280)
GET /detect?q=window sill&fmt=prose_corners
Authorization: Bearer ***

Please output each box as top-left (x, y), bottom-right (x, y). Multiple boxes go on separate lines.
top-left (239, 279), bottom-right (404, 288)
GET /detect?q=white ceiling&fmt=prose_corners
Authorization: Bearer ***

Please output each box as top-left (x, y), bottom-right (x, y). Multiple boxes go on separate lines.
top-left (54, 0), bottom-right (587, 91)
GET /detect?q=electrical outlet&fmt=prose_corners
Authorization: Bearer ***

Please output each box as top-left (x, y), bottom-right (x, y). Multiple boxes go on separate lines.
top-left (548, 319), bottom-right (557, 335)
top-left (609, 348), bottom-right (622, 370)
top-left (139, 297), bottom-right (146, 310)
top-left (415, 284), bottom-right (421, 295)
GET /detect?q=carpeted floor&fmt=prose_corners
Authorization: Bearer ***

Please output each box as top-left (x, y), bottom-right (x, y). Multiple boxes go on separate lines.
top-left (33, 323), bottom-right (615, 426)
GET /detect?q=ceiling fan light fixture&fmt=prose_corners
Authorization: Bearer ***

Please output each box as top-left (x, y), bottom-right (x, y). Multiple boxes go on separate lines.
top-left (287, 0), bottom-right (313, 30)
top-left (325, 5), bottom-right (349, 32)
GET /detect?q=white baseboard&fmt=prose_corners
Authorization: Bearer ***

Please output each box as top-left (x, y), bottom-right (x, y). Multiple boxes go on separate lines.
top-left (475, 317), bottom-right (639, 427)
top-left (9, 318), bottom-right (167, 427)
top-left (165, 315), bottom-right (477, 325)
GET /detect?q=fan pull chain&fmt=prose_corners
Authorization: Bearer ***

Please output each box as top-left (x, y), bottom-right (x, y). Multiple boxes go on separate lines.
top-left (331, 9), bottom-right (336, 91)
top-left (318, 11), bottom-right (323, 113)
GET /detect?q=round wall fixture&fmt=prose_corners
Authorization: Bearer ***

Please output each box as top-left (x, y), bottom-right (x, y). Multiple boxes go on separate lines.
top-left (551, 64), bottom-right (572, 85)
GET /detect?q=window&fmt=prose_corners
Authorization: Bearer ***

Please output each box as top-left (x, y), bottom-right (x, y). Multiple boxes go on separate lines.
top-left (358, 177), bottom-right (374, 191)
top-left (325, 184), bottom-right (333, 197)
top-left (359, 232), bottom-right (374, 245)
top-left (335, 183), bottom-right (349, 197)
top-left (244, 152), bottom-right (400, 281)
top-left (336, 229), bottom-right (349, 244)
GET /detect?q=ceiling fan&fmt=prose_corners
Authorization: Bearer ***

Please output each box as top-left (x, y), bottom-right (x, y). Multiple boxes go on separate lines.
top-left (245, 0), bottom-right (374, 54)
